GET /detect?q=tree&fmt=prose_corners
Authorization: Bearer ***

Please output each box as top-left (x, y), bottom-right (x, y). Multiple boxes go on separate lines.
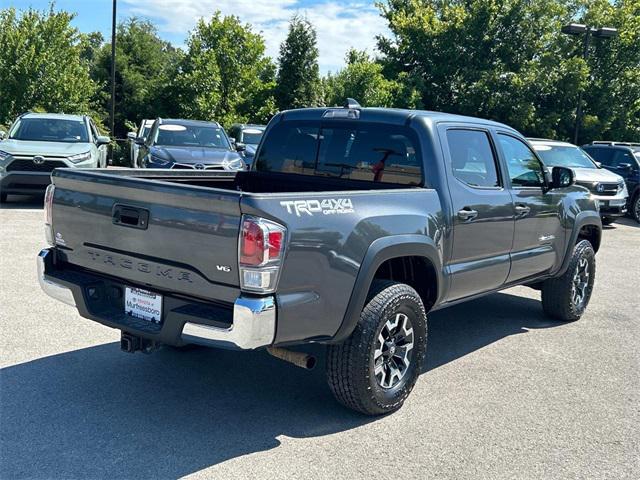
top-left (91, 18), bottom-right (183, 136)
top-left (324, 50), bottom-right (396, 107)
top-left (376, 0), bottom-right (639, 142)
top-left (0, 6), bottom-right (97, 125)
top-left (174, 13), bottom-right (276, 126)
top-left (576, 0), bottom-right (640, 142)
top-left (275, 16), bottom-right (321, 110)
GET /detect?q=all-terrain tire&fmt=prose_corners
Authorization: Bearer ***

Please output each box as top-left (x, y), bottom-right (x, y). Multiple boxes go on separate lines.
top-left (326, 280), bottom-right (427, 415)
top-left (541, 240), bottom-right (595, 322)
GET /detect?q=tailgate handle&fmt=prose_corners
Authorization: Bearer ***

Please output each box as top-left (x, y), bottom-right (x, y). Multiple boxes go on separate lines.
top-left (112, 205), bottom-right (149, 230)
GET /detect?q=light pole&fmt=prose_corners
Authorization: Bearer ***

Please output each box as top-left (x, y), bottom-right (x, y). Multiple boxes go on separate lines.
top-left (110, 0), bottom-right (117, 157)
top-left (561, 23), bottom-right (617, 145)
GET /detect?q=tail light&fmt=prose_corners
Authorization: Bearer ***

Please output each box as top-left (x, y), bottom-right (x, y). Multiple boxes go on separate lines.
top-left (44, 184), bottom-right (55, 246)
top-left (239, 215), bottom-right (286, 293)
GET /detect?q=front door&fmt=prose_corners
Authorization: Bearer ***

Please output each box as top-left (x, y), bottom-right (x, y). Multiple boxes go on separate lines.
top-left (496, 133), bottom-right (564, 283)
top-left (439, 125), bottom-right (515, 302)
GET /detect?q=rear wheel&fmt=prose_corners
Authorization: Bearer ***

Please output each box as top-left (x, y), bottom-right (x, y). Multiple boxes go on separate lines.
top-left (541, 240), bottom-right (595, 321)
top-left (326, 280), bottom-right (427, 415)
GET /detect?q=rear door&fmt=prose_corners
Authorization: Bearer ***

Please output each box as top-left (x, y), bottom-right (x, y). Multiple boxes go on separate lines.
top-left (438, 124), bottom-right (515, 301)
top-left (51, 170), bottom-right (243, 302)
top-left (495, 132), bottom-right (564, 282)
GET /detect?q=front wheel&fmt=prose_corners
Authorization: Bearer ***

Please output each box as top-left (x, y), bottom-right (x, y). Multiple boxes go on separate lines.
top-left (326, 281), bottom-right (427, 415)
top-left (632, 194), bottom-right (640, 223)
top-left (541, 240), bottom-right (595, 321)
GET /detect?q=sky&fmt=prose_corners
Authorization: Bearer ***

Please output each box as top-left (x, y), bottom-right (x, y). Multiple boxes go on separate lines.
top-left (4, 0), bottom-right (390, 74)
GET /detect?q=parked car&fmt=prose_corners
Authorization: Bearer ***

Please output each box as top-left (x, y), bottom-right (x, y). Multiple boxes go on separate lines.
top-left (127, 119), bottom-right (154, 167)
top-left (227, 124), bottom-right (266, 167)
top-left (135, 118), bottom-right (245, 171)
top-left (38, 102), bottom-right (601, 415)
top-left (582, 141), bottom-right (640, 222)
top-left (528, 139), bottom-right (628, 225)
top-left (0, 113), bottom-right (109, 203)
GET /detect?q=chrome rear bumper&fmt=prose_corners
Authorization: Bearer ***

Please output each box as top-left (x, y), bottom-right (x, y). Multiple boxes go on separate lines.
top-left (37, 248), bottom-right (275, 350)
top-left (181, 297), bottom-right (275, 349)
top-left (38, 249), bottom-right (76, 307)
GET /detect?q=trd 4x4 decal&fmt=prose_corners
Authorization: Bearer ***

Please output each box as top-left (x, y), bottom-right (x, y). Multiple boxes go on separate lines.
top-left (280, 198), bottom-right (354, 216)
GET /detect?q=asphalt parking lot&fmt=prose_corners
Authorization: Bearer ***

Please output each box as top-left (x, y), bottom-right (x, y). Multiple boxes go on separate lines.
top-left (1, 195), bottom-right (638, 480)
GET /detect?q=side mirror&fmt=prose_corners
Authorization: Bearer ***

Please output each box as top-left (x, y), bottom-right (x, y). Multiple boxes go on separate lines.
top-left (618, 163), bottom-right (632, 170)
top-left (0, 130), bottom-right (6, 140)
top-left (594, 161), bottom-right (602, 168)
top-left (96, 135), bottom-right (111, 146)
top-left (127, 132), bottom-right (137, 140)
top-left (235, 141), bottom-right (246, 152)
top-left (550, 166), bottom-right (575, 189)
top-left (134, 137), bottom-right (146, 146)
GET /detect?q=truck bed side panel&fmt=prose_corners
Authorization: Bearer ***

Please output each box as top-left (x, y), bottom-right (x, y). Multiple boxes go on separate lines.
top-left (241, 189), bottom-right (445, 344)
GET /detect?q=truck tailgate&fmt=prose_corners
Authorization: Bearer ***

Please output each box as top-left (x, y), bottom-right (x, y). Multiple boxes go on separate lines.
top-left (50, 169), bottom-right (242, 301)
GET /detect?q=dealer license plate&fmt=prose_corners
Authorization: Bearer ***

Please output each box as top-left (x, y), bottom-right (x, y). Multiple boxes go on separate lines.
top-left (609, 198), bottom-right (626, 206)
top-left (125, 287), bottom-right (162, 324)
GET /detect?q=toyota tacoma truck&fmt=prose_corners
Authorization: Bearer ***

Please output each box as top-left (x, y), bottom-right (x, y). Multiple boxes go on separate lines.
top-left (38, 101), bottom-right (602, 415)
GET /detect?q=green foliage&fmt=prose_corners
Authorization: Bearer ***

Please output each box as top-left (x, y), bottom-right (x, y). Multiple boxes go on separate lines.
top-left (91, 18), bottom-right (183, 136)
top-left (0, 6), bottom-right (97, 125)
top-left (1, 1), bottom-right (637, 143)
top-left (173, 13), bottom-right (276, 127)
top-left (275, 16), bottom-right (321, 110)
top-left (377, 0), bottom-right (640, 142)
top-left (324, 50), bottom-right (396, 107)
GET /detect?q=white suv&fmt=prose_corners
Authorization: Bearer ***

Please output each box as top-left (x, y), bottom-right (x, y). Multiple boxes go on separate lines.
top-left (0, 113), bottom-right (110, 203)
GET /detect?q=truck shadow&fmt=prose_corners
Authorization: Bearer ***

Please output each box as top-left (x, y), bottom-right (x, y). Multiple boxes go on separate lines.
top-left (1, 291), bottom-right (559, 478)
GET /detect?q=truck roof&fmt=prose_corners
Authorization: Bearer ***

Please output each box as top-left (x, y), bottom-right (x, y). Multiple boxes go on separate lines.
top-left (279, 107), bottom-right (517, 131)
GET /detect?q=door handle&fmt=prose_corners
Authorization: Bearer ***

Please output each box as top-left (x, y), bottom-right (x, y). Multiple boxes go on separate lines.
top-left (457, 208), bottom-right (478, 221)
top-left (514, 204), bottom-right (531, 216)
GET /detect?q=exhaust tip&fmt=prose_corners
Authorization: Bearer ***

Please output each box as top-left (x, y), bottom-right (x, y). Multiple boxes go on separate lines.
top-left (305, 356), bottom-right (317, 370)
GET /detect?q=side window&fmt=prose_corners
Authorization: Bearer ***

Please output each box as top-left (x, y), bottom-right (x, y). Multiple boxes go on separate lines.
top-left (498, 134), bottom-right (545, 187)
top-left (446, 129), bottom-right (500, 187)
top-left (610, 149), bottom-right (634, 168)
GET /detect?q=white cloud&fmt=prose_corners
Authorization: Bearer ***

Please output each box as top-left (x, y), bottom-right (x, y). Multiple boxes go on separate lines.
top-left (121, 0), bottom-right (389, 74)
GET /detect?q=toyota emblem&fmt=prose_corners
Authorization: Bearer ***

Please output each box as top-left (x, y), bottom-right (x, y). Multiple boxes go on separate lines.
top-left (194, 163), bottom-right (205, 170)
top-left (33, 155), bottom-right (45, 165)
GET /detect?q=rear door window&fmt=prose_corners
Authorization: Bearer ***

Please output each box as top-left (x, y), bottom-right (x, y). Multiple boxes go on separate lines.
top-left (446, 129), bottom-right (500, 188)
top-left (255, 121), bottom-right (422, 185)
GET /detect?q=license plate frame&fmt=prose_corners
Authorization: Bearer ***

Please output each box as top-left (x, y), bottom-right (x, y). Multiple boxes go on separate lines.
top-left (125, 287), bottom-right (163, 324)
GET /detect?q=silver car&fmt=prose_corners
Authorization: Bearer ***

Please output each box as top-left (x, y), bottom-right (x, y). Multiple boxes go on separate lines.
top-left (529, 138), bottom-right (628, 225)
top-left (0, 113), bottom-right (110, 203)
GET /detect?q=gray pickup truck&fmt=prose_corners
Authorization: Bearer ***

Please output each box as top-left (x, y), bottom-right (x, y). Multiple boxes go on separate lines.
top-left (38, 102), bottom-right (601, 415)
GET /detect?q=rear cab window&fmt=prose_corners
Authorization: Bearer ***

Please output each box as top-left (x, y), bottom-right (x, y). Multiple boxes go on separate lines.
top-left (255, 121), bottom-right (423, 186)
